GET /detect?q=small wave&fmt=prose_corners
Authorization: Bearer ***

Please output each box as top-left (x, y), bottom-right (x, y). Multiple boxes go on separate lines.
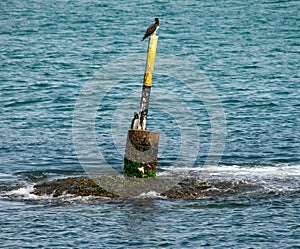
top-left (138, 191), bottom-right (166, 199)
top-left (0, 173), bottom-right (16, 180)
top-left (204, 165), bottom-right (300, 181)
top-left (5, 185), bottom-right (38, 199)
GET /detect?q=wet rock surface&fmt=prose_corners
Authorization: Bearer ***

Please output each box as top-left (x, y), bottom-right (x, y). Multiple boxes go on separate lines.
top-left (31, 176), bottom-right (263, 199)
top-left (161, 178), bottom-right (262, 199)
top-left (32, 177), bottom-right (118, 198)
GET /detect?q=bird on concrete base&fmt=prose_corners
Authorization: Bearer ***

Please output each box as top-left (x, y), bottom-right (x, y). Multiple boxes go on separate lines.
top-left (131, 112), bottom-right (139, 129)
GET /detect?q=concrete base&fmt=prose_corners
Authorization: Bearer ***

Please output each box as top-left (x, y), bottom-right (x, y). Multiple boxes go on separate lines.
top-left (124, 129), bottom-right (159, 178)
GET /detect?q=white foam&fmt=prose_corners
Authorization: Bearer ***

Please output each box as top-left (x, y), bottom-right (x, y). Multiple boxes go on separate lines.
top-left (160, 164), bottom-right (300, 179)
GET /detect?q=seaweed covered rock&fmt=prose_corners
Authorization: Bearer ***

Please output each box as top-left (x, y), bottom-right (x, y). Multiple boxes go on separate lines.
top-left (32, 177), bottom-right (117, 198)
top-left (31, 176), bottom-right (263, 200)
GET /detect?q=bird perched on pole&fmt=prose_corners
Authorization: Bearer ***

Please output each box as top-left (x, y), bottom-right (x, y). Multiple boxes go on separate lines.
top-left (141, 18), bottom-right (159, 41)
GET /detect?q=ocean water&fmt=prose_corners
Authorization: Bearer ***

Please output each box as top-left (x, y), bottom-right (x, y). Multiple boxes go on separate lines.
top-left (1, 0), bottom-right (299, 248)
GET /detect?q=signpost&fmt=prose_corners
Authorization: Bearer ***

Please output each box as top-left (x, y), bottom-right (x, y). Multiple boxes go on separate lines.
top-left (124, 35), bottom-right (160, 178)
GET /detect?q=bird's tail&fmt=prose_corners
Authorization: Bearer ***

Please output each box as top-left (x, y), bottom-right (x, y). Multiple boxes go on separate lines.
top-left (141, 34), bottom-right (147, 41)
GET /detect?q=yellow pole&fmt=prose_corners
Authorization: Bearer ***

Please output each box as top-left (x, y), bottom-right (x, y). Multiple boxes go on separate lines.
top-left (143, 35), bottom-right (158, 87)
top-left (138, 35), bottom-right (158, 130)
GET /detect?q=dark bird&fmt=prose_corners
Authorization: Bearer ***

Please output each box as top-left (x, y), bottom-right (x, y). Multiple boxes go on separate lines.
top-left (131, 112), bottom-right (139, 129)
top-left (141, 18), bottom-right (159, 41)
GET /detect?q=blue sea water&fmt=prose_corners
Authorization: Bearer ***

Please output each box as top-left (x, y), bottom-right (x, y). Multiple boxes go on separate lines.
top-left (0, 0), bottom-right (299, 248)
